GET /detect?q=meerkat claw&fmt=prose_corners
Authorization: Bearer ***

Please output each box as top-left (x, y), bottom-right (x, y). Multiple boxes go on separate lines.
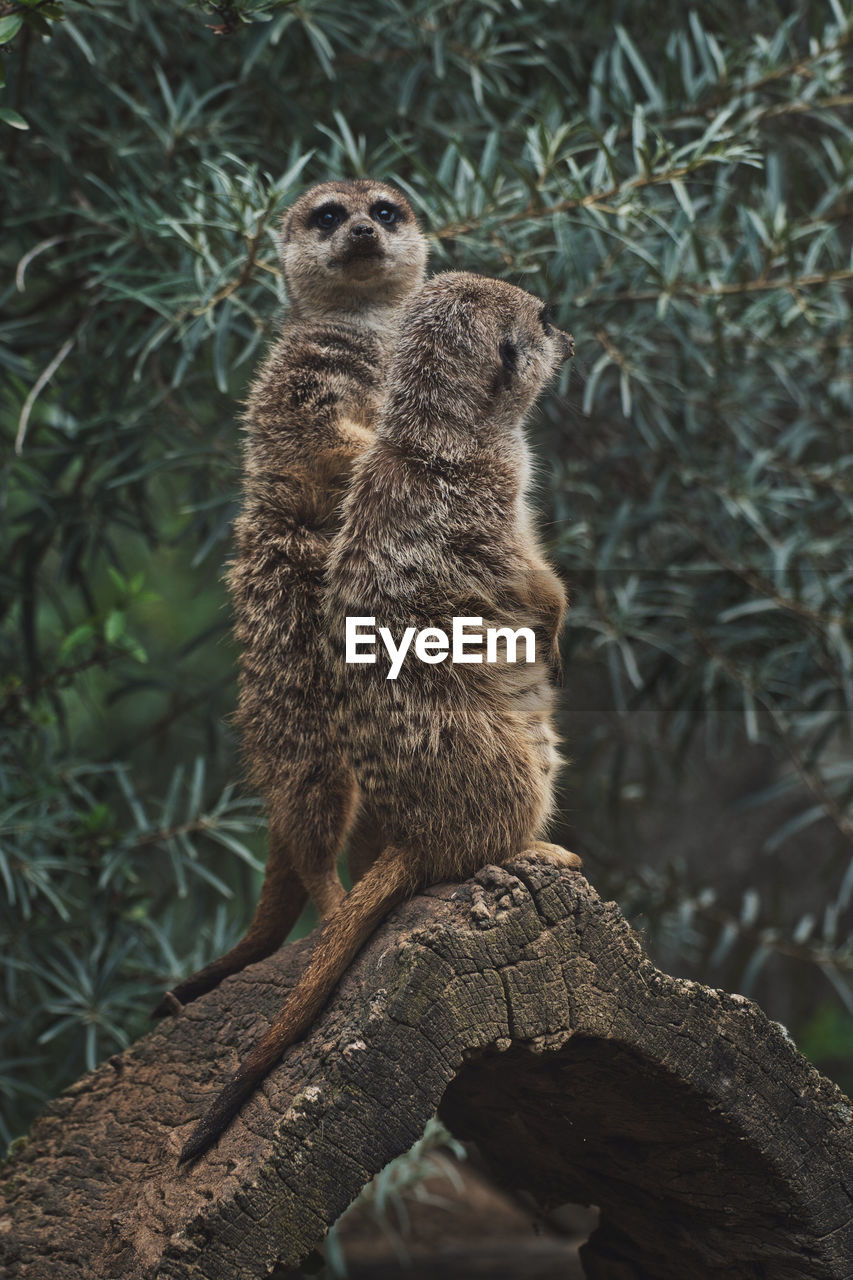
top-left (514, 841), bottom-right (582, 870)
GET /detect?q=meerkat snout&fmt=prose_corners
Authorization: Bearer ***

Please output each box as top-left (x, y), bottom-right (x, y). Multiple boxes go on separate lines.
top-left (555, 329), bottom-right (574, 362)
top-left (538, 303), bottom-right (574, 364)
top-left (345, 219), bottom-right (381, 261)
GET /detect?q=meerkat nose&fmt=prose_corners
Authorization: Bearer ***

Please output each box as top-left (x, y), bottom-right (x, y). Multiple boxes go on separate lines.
top-left (556, 329), bottom-right (575, 362)
top-left (350, 221), bottom-right (377, 238)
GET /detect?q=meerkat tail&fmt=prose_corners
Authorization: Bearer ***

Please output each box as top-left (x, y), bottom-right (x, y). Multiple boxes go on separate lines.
top-left (152, 868), bottom-right (308, 1017)
top-left (178, 846), bottom-right (415, 1164)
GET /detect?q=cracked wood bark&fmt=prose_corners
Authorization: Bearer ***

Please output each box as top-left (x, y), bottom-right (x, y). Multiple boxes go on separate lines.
top-left (2, 863), bottom-right (852, 1280)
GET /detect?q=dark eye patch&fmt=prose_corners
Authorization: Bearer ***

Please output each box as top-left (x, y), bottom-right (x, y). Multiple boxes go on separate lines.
top-left (499, 339), bottom-right (519, 375)
top-left (371, 200), bottom-right (404, 226)
top-left (309, 202), bottom-right (347, 232)
top-left (494, 339), bottom-right (520, 392)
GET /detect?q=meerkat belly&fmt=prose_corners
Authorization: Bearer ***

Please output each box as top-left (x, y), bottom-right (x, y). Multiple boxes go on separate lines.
top-left (508, 667), bottom-right (563, 781)
top-left (342, 678), bottom-right (551, 861)
top-left (524, 710), bottom-right (562, 781)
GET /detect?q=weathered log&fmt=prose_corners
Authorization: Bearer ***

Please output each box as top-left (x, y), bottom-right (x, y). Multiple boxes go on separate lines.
top-left (2, 862), bottom-right (852, 1279)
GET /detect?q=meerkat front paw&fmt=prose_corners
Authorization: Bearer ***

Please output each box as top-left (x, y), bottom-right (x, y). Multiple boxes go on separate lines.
top-left (513, 840), bottom-right (582, 870)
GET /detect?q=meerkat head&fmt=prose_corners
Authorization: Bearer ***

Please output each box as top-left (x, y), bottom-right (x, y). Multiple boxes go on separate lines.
top-left (279, 179), bottom-right (428, 322)
top-left (382, 271), bottom-right (573, 453)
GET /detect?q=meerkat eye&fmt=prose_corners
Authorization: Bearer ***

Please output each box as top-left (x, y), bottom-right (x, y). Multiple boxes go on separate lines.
top-left (540, 305), bottom-right (555, 336)
top-left (372, 202), bottom-right (401, 225)
top-left (310, 203), bottom-right (346, 231)
top-left (499, 340), bottom-right (519, 378)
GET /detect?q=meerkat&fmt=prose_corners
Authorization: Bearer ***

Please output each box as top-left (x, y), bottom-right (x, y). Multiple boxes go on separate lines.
top-left (153, 180), bottom-right (428, 1016)
top-left (178, 271), bottom-right (581, 1162)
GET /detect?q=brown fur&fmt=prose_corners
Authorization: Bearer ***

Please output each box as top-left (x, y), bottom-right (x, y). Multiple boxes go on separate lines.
top-left (153, 180), bottom-right (428, 1015)
top-left (178, 272), bottom-right (581, 1162)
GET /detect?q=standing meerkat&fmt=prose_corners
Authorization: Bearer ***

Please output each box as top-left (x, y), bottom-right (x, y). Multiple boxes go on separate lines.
top-left (153, 180), bottom-right (428, 1016)
top-left (178, 271), bottom-right (581, 1162)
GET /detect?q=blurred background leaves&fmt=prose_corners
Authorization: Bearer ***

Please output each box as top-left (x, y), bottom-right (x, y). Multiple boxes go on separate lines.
top-left (1, 0), bottom-right (851, 1143)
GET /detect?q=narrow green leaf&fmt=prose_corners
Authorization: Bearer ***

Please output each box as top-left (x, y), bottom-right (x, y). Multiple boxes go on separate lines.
top-left (0, 107), bottom-right (29, 130)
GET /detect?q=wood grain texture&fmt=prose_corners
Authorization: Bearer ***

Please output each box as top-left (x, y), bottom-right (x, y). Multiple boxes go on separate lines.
top-left (2, 863), bottom-right (851, 1279)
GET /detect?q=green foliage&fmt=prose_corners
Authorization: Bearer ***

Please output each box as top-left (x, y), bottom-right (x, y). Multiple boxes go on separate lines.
top-left (1, 0), bottom-right (852, 1142)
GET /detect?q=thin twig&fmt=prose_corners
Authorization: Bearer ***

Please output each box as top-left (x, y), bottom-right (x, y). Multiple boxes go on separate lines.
top-left (15, 236), bottom-right (64, 292)
top-left (15, 337), bottom-right (76, 455)
top-left (585, 267), bottom-right (853, 305)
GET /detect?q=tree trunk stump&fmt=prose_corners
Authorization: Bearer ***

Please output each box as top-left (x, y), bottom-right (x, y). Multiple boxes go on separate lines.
top-left (2, 862), bottom-right (851, 1279)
